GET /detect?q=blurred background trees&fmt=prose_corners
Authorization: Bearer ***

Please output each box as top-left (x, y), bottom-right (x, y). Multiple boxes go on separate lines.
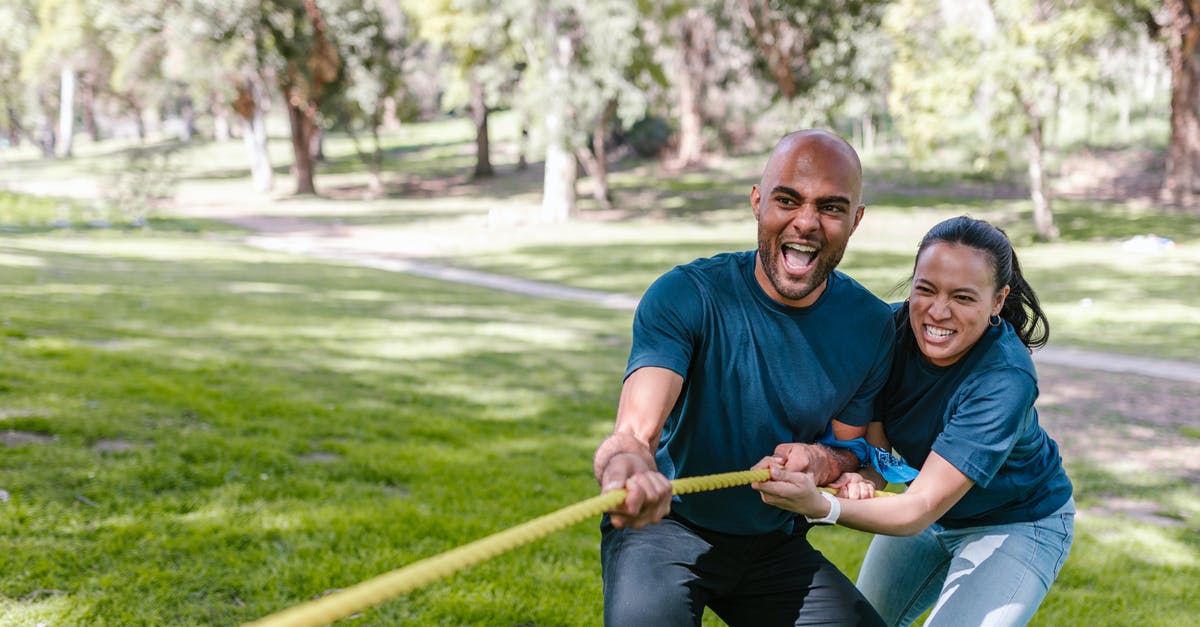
top-left (0, 0), bottom-right (1192, 232)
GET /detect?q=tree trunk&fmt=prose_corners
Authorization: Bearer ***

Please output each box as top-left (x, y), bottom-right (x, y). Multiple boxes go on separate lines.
top-left (1160, 0), bottom-right (1200, 207)
top-left (241, 112), bottom-right (272, 192)
top-left (862, 113), bottom-right (876, 156)
top-left (517, 111), bottom-right (529, 171)
top-left (576, 99), bottom-right (617, 210)
top-left (367, 123), bottom-right (384, 197)
top-left (57, 66), bottom-right (75, 158)
top-left (308, 127), bottom-right (324, 162)
top-left (540, 14), bottom-right (577, 222)
top-left (470, 73), bottom-right (494, 179)
top-left (81, 78), bottom-right (99, 142)
top-left (1026, 114), bottom-right (1058, 241)
top-left (286, 97), bottom-right (318, 195)
top-left (3, 107), bottom-right (19, 146)
top-left (212, 94), bottom-right (232, 142)
top-left (234, 79), bottom-right (273, 192)
top-left (347, 124), bottom-right (385, 198)
top-left (675, 9), bottom-right (711, 166)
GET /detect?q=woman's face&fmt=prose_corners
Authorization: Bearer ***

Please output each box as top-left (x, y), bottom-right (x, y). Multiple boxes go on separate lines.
top-left (908, 242), bottom-right (1010, 367)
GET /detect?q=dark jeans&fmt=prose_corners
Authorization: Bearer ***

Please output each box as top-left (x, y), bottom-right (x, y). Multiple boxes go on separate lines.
top-left (601, 513), bottom-right (884, 627)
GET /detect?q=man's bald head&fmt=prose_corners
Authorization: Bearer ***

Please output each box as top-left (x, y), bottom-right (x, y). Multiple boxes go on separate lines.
top-left (763, 130), bottom-right (863, 202)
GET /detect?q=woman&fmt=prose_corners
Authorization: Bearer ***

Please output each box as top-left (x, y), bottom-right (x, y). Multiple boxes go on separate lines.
top-left (753, 216), bottom-right (1074, 627)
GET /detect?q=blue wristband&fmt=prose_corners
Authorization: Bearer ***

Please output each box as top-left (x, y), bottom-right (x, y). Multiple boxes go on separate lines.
top-left (817, 424), bottom-right (919, 484)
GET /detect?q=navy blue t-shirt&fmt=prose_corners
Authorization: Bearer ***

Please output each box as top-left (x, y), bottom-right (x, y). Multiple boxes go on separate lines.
top-left (877, 303), bottom-right (1073, 527)
top-left (627, 251), bottom-right (895, 535)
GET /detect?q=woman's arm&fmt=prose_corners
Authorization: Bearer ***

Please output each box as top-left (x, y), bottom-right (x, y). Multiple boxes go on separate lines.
top-left (754, 451), bottom-right (974, 536)
top-left (827, 421), bottom-right (892, 495)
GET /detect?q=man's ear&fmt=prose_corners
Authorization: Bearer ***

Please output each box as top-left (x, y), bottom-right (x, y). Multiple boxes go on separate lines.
top-left (750, 185), bottom-right (762, 221)
top-left (851, 204), bottom-right (865, 233)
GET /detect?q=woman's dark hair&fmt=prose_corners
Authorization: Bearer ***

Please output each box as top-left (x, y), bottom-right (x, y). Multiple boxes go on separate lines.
top-left (913, 216), bottom-right (1049, 350)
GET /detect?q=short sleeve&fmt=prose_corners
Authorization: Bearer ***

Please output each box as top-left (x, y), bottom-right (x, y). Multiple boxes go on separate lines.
top-left (625, 268), bottom-right (704, 381)
top-left (931, 368), bottom-right (1037, 488)
top-left (834, 313), bottom-right (896, 427)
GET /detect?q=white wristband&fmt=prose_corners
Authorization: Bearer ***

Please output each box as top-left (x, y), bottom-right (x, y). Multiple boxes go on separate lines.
top-left (804, 491), bottom-right (841, 525)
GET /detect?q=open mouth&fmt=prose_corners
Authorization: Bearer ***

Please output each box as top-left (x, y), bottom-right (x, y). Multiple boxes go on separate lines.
top-left (923, 324), bottom-right (956, 341)
top-left (782, 242), bottom-right (817, 273)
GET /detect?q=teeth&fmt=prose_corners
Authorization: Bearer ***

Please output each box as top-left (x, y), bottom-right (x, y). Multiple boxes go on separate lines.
top-left (782, 243), bottom-right (817, 270)
top-left (925, 325), bottom-right (955, 338)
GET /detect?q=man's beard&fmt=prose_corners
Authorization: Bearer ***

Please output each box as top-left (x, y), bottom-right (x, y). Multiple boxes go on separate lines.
top-left (758, 236), bottom-right (845, 303)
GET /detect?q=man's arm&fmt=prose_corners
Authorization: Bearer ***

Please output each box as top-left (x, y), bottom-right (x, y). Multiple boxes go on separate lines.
top-left (593, 366), bottom-right (683, 529)
top-left (773, 420), bottom-right (865, 486)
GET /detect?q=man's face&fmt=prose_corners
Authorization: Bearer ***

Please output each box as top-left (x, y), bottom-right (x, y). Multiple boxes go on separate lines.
top-left (751, 136), bottom-right (864, 307)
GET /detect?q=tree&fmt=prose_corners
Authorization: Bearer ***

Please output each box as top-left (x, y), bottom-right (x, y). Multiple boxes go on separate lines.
top-left (406, 0), bottom-right (524, 180)
top-left (887, 0), bottom-right (1118, 240)
top-left (0, 0), bottom-right (38, 147)
top-left (1146, 0), bottom-right (1200, 207)
top-left (263, 0), bottom-right (343, 195)
top-left (669, 4), bottom-right (718, 166)
top-left (518, 0), bottom-right (651, 221)
top-left (736, 0), bottom-right (886, 102)
top-left (204, 0), bottom-right (345, 195)
top-left (22, 0), bottom-right (105, 158)
top-left (326, 0), bottom-right (416, 196)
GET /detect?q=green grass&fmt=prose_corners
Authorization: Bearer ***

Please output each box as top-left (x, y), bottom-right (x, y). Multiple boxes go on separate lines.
top-left (2, 227), bottom-right (1196, 626)
top-left (1, 116), bottom-right (1197, 624)
top-left (0, 231), bottom-right (631, 625)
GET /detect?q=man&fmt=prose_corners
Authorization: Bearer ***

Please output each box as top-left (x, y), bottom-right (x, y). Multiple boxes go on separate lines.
top-left (593, 130), bottom-right (893, 626)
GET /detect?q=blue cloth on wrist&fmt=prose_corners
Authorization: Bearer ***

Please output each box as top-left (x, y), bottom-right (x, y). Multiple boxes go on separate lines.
top-left (817, 424), bottom-right (920, 484)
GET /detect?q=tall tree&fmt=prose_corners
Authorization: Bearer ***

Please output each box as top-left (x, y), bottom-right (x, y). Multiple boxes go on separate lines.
top-left (887, 0), bottom-right (1118, 240)
top-left (406, 0), bottom-right (522, 180)
top-left (518, 0), bottom-right (651, 221)
top-left (22, 0), bottom-right (104, 158)
top-left (1146, 0), bottom-right (1200, 207)
top-left (265, 0), bottom-right (343, 195)
top-left (205, 0), bottom-right (346, 195)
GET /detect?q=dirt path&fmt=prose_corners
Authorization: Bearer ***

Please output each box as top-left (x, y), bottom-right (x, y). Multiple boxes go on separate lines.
top-left (225, 214), bottom-right (1200, 527)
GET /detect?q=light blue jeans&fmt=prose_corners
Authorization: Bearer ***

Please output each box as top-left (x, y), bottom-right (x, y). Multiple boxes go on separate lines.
top-left (856, 499), bottom-right (1074, 627)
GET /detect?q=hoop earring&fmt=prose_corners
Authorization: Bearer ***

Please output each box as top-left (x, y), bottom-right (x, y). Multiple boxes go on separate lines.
top-left (989, 315), bottom-right (1001, 327)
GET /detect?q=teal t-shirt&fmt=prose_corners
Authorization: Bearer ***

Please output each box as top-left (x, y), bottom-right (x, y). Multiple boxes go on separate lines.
top-left (627, 251), bottom-right (895, 535)
top-left (877, 303), bottom-right (1073, 528)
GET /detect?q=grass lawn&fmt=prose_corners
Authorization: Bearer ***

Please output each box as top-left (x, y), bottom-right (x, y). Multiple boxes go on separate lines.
top-left (1, 117), bottom-right (1198, 625)
top-left (1, 227), bottom-right (1196, 626)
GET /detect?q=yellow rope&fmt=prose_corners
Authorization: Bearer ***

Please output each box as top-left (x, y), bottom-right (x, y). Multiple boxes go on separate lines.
top-left (244, 468), bottom-right (886, 627)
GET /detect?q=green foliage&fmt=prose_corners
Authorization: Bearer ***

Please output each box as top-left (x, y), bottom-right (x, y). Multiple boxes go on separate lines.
top-left (0, 0), bottom-right (37, 137)
top-left (625, 115), bottom-right (672, 157)
top-left (737, 0), bottom-right (887, 102)
top-left (886, 0), bottom-right (1122, 168)
top-left (513, 0), bottom-right (655, 152)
